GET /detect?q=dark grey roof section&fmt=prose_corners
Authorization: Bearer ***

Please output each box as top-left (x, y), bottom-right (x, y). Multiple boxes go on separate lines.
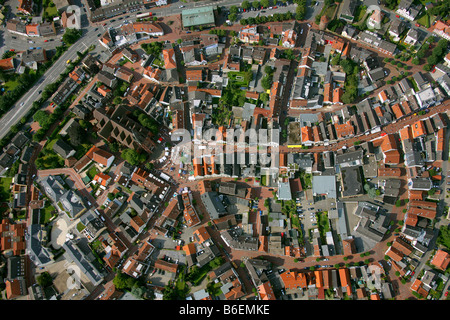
top-left (52, 139), bottom-right (75, 159)
top-left (40, 175), bottom-right (66, 203)
top-left (63, 240), bottom-right (104, 286)
top-left (200, 191), bottom-right (227, 220)
top-left (341, 166), bottom-right (364, 197)
top-left (53, 78), bottom-right (79, 105)
top-left (220, 228), bottom-right (259, 251)
top-left (409, 178), bottom-right (432, 190)
top-left (27, 224), bottom-right (53, 267)
top-left (21, 48), bottom-right (46, 64)
top-left (335, 149), bottom-right (364, 167)
top-left (7, 256), bottom-right (26, 280)
top-left (59, 190), bottom-right (86, 218)
top-left (11, 132), bottom-right (30, 149)
top-left (196, 244), bottom-right (221, 268)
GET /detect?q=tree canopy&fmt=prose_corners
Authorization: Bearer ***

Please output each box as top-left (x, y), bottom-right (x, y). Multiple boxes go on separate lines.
top-left (121, 149), bottom-right (146, 166)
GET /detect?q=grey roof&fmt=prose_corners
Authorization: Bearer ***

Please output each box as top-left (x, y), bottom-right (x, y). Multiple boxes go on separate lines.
top-left (20, 146), bottom-right (34, 163)
top-left (41, 175), bottom-right (66, 202)
top-left (341, 166), bottom-right (363, 197)
top-left (342, 25), bottom-right (358, 39)
top-left (220, 228), bottom-right (259, 251)
top-left (413, 72), bottom-right (428, 88)
top-left (312, 175), bottom-right (337, 198)
top-left (406, 28), bottom-right (419, 40)
top-left (21, 48), bottom-right (46, 64)
top-left (63, 240), bottom-right (104, 286)
top-left (10, 132), bottom-right (30, 149)
top-left (59, 190), bottom-right (86, 218)
top-left (181, 6), bottom-right (215, 28)
top-left (196, 244), bottom-right (221, 268)
top-left (348, 45), bottom-right (373, 63)
top-left (277, 181), bottom-right (292, 200)
top-left (200, 191), bottom-right (227, 220)
top-left (354, 214), bottom-right (388, 242)
top-left (288, 152), bottom-right (314, 168)
top-left (52, 139), bottom-right (75, 159)
top-left (39, 22), bottom-right (56, 36)
top-left (242, 102), bottom-right (256, 121)
top-left (368, 67), bottom-right (385, 82)
top-left (409, 178), bottom-right (432, 190)
top-left (403, 139), bottom-right (424, 167)
top-left (335, 149), bottom-right (364, 167)
top-left (389, 19), bottom-right (406, 36)
top-left (7, 256), bottom-right (26, 280)
top-left (53, 78), bottom-right (79, 105)
top-left (340, 0), bottom-right (357, 20)
top-left (27, 224), bottom-right (53, 267)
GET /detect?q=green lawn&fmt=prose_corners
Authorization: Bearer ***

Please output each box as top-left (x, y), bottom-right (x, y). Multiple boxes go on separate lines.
top-left (316, 211), bottom-right (330, 240)
top-left (76, 222), bottom-right (86, 232)
top-left (416, 13), bottom-right (430, 28)
top-left (86, 165), bottom-right (99, 180)
top-left (152, 58), bottom-right (164, 68)
top-left (228, 71), bottom-right (251, 87)
top-left (291, 214), bottom-right (300, 229)
top-left (0, 177), bottom-right (12, 202)
top-left (41, 203), bottom-right (57, 224)
top-left (44, 2), bottom-right (59, 18)
top-left (354, 5), bottom-right (367, 23)
top-left (3, 79), bottom-right (20, 92)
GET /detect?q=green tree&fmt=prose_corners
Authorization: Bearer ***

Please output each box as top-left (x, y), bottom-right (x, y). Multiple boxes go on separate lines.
top-left (62, 28), bottom-right (82, 45)
top-left (295, 0), bottom-right (306, 20)
top-left (242, 0), bottom-right (250, 10)
top-left (427, 54), bottom-right (439, 66)
top-left (33, 110), bottom-right (51, 127)
top-left (131, 285), bottom-right (145, 299)
top-left (261, 74), bottom-right (272, 90)
top-left (260, 0), bottom-right (270, 8)
top-left (37, 272), bottom-right (53, 288)
top-left (252, 0), bottom-right (260, 9)
top-left (121, 149), bottom-right (146, 166)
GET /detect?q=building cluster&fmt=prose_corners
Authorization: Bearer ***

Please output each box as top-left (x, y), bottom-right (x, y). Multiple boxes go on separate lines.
top-left (2, 0), bottom-right (450, 301)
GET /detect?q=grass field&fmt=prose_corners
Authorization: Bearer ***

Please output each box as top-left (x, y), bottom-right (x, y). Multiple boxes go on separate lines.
top-left (228, 71), bottom-right (251, 87)
top-left (316, 211), bottom-right (330, 240)
top-left (44, 2), bottom-right (59, 18)
top-left (41, 203), bottom-right (56, 224)
top-left (0, 177), bottom-right (12, 202)
top-left (86, 165), bottom-right (99, 180)
top-left (416, 12), bottom-right (430, 28)
top-left (3, 79), bottom-right (20, 92)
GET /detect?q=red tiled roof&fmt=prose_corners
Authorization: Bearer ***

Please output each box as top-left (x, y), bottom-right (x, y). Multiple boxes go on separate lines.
top-left (163, 48), bottom-right (177, 69)
top-left (0, 57), bottom-right (15, 71)
top-left (193, 226), bottom-right (211, 243)
top-left (431, 249), bottom-right (450, 271)
top-left (411, 120), bottom-right (426, 139)
top-left (378, 166), bottom-right (402, 177)
top-left (258, 281), bottom-right (276, 300)
top-left (279, 270), bottom-right (308, 289)
top-left (301, 126), bottom-right (314, 143)
top-left (391, 103), bottom-right (404, 119)
top-left (335, 121), bottom-right (354, 139)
